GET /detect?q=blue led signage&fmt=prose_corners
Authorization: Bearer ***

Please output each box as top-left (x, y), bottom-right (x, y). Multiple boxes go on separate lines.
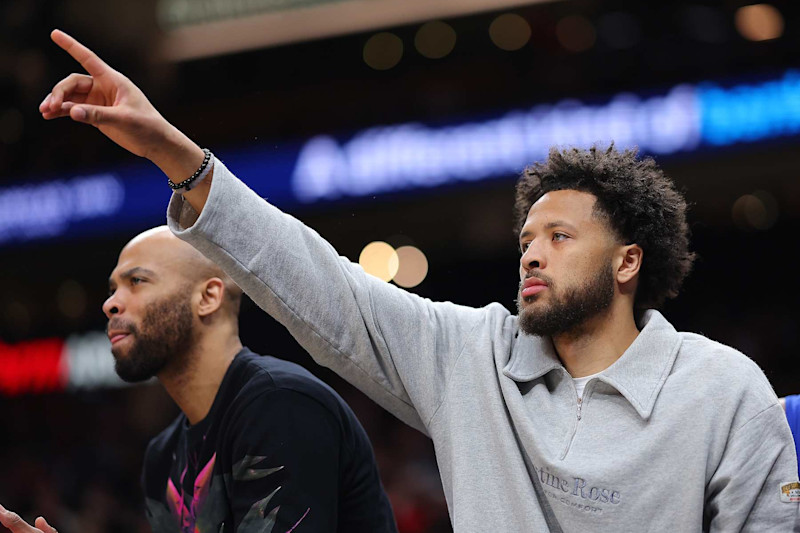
top-left (1, 70), bottom-right (799, 247)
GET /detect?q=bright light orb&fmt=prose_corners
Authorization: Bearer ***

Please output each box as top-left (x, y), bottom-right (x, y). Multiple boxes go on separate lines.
top-left (359, 241), bottom-right (400, 281)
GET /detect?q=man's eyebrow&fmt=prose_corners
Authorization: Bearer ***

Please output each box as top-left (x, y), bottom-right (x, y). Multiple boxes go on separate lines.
top-left (543, 220), bottom-right (577, 232)
top-left (109, 267), bottom-right (158, 286)
top-left (519, 221), bottom-right (578, 240)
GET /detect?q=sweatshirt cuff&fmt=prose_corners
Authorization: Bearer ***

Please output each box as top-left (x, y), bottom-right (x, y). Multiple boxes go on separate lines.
top-left (167, 156), bottom-right (225, 237)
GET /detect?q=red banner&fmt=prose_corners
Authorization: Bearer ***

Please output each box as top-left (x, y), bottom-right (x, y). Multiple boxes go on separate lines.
top-left (0, 338), bottom-right (66, 396)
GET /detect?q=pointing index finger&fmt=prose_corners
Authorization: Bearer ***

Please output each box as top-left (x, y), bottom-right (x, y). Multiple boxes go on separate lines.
top-left (50, 29), bottom-right (112, 78)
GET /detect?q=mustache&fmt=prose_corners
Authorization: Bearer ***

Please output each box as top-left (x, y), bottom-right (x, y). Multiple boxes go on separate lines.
top-left (517, 270), bottom-right (555, 306)
top-left (519, 270), bottom-right (555, 289)
top-left (106, 318), bottom-right (138, 335)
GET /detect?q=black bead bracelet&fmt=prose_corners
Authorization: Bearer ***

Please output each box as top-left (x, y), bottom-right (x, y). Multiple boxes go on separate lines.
top-left (168, 148), bottom-right (213, 191)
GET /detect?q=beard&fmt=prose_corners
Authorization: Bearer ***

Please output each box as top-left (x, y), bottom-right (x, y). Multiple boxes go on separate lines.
top-left (517, 260), bottom-right (615, 338)
top-left (108, 291), bottom-right (195, 383)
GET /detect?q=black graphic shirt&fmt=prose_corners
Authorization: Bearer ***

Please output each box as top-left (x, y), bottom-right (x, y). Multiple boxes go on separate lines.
top-left (142, 348), bottom-right (397, 533)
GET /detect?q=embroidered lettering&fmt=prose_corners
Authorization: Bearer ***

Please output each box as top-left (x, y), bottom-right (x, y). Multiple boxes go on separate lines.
top-left (573, 477), bottom-right (587, 498)
top-left (533, 464), bottom-right (621, 510)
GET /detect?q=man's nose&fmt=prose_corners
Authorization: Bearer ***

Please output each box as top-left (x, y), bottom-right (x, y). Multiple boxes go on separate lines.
top-left (102, 293), bottom-right (124, 318)
top-left (520, 242), bottom-right (544, 273)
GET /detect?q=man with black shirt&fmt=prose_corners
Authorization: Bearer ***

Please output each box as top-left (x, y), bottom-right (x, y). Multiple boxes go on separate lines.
top-left (1, 226), bottom-right (396, 533)
top-left (123, 227), bottom-right (396, 532)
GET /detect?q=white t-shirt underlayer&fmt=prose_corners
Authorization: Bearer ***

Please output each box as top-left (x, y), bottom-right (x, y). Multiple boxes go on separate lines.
top-left (573, 371), bottom-right (603, 399)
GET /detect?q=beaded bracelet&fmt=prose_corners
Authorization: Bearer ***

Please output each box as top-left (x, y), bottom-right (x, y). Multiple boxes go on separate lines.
top-left (168, 148), bottom-right (213, 193)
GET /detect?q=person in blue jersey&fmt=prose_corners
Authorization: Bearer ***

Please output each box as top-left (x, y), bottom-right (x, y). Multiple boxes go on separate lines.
top-left (783, 395), bottom-right (800, 477)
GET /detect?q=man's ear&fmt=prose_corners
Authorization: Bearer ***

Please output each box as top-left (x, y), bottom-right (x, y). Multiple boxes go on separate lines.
top-left (616, 244), bottom-right (643, 285)
top-left (197, 278), bottom-right (225, 318)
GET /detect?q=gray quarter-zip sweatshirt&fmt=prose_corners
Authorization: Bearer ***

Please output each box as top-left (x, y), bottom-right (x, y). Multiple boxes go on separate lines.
top-left (168, 158), bottom-right (799, 532)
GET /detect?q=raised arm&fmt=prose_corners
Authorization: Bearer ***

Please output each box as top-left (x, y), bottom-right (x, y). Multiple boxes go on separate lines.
top-left (41, 30), bottom-right (211, 212)
top-left (166, 162), bottom-right (498, 432)
top-left (42, 30), bottom-right (505, 433)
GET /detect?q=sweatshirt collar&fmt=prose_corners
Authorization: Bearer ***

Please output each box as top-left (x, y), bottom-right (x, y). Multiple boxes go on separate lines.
top-left (503, 310), bottom-right (682, 419)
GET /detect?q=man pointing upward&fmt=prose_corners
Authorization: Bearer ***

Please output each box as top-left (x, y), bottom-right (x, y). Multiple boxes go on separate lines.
top-left (36, 29), bottom-right (800, 532)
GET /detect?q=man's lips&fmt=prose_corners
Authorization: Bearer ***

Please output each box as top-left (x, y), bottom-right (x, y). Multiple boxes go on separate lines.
top-left (521, 277), bottom-right (548, 298)
top-left (108, 331), bottom-right (131, 345)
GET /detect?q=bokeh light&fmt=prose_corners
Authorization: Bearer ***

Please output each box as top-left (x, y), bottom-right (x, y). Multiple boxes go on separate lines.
top-left (363, 32), bottom-right (404, 70)
top-left (735, 4), bottom-right (784, 42)
top-left (415, 21), bottom-right (457, 59)
top-left (57, 279), bottom-right (88, 319)
top-left (556, 15), bottom-right (596, 52)
top-left (489, 14), bottom-right (532, 51)
top-left (732, 190), bottom-right (779, 230)
top-left (393, 246), bottom-right (429, 288)
top-left (359, 241), bottom-right (400, 281)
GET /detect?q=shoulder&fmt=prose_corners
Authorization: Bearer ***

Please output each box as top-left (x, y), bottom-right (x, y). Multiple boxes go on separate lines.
top-left (233, 351), bottom-right (345, 413)
top-left (677, 332), bottom-right (772, 389)
top-left (483, 301), bottom-right (513, 321)
top-left (224, 351), bottom-right (354, 435)
top-left (435, 300), bottom-right (514, 339)
top-left (673, 332), bottom-right (779, 426)
top-left (220, 385), bottom-right (353, 467)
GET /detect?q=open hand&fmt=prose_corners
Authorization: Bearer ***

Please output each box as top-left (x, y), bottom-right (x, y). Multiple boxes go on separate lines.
top-left (0, 503), bottom-right (58, 533)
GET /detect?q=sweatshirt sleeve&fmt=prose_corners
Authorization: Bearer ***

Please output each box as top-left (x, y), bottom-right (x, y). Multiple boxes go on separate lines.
top-left (167, 158), bottom-right (492, 434)
top-left (705, 403), bottom-right (800, 532)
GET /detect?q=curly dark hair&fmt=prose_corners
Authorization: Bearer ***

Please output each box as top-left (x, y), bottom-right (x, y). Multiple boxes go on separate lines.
top-left (514, 145), bottom-right (695, 310)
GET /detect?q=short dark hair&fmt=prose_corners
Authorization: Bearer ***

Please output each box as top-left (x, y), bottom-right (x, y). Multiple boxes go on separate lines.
top-left (514, 145), bottom-right (695, 310)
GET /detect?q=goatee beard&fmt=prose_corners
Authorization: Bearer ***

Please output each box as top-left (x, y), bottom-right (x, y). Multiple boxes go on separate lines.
top-left (517, 261), bottom-right (615, 338)
top-left (110, 292), bottom-right (194, 383)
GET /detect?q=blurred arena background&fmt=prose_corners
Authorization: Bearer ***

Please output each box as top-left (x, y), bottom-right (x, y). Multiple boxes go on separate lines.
top-left (1, 1), bottom-right (799, 531)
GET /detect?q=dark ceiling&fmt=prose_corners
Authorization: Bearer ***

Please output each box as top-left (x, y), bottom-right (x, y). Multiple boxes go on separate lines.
top-left (2, 0), bottom-right (798, 184)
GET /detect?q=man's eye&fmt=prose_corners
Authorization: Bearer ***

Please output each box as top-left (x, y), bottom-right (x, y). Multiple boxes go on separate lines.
top-left (520, 242), bottom-right (531, 253)
top-left (553, 233), bottom-right (568, 242)
top-left (131, 277), bottom-right (143, 285)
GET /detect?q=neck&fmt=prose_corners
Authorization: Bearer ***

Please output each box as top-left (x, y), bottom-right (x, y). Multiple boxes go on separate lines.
top-left (158, 327), bottom-right (243, 425)
top-left (552, 300), bottom-right (640, 378)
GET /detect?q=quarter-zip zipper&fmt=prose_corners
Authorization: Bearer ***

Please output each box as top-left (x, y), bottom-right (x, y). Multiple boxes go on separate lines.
top-left (561, 382), bottom-right (592, 459)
